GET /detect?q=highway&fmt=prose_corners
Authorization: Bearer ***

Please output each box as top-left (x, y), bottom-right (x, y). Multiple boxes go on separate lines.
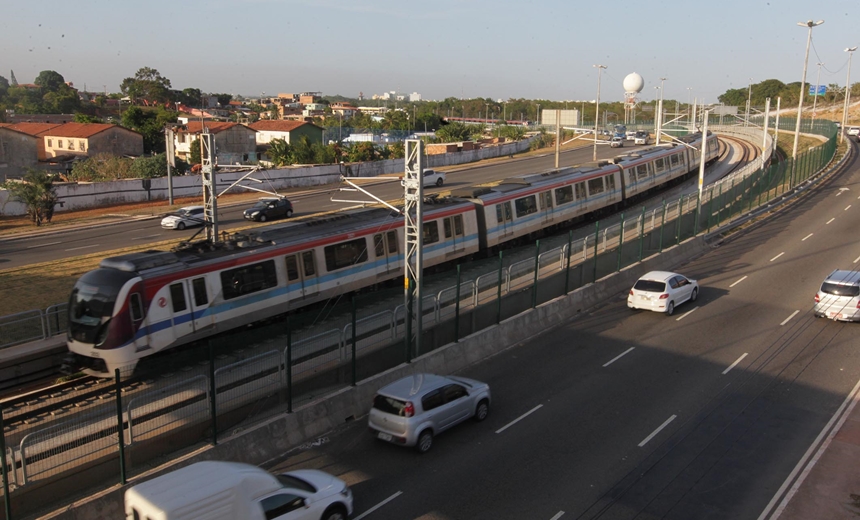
top-left (0, 140), bottom-right (693, 269)
top-left (264, 147), bottom-right (860, 519)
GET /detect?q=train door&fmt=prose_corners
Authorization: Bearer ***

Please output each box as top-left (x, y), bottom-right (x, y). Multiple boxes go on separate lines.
top-left (285, 251), bottom-right (318, 300)
top-left (374, 230), bottom-right (399, 273)
top-left (167, 282), bottom-right (195, 339)
top-left (189, 277), bottom-right (214, 332)
top-left (496, 202), bottom-right (513, 238)
top-left (540, 191), bottom-right (554, 223)
top-left (605, 175), bottom-right (618, 204)
top-left (575, 182), bottom-right (587, 213)
top-left (443, 215), bottom-right (465, 250)
top-left (129, 291), bottom-right (149, 353)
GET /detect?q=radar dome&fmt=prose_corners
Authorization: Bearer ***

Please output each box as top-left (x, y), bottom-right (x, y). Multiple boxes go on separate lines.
top-left (623, 73), bottom-right (645, 94)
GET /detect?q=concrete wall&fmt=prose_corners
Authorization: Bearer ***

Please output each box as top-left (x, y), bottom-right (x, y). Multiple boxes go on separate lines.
top-left (0, 138), bottom-right (534, 216)
top-left (87, 127), bottom-right (144, 158)
top-left (0, 129), bottom-right (38, 182)
top-left (38, 235), bottom-right (709, 520)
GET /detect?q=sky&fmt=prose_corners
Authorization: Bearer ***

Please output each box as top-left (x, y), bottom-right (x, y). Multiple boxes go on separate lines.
top-left (2, 0), bottom-right (859, 105)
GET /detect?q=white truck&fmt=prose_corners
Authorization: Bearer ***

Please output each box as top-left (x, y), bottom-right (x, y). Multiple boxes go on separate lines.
top-left (124, 461), bottom-right (353, 520)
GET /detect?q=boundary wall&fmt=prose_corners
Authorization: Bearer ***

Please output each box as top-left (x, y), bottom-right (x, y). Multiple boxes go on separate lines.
top-left (0, 139), bottom-right (534, 216)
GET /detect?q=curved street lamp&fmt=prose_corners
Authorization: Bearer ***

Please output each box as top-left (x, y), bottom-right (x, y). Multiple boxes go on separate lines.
top-left (842, 47), bottom-right (857, 143)
top-left (792, 19), bottom-right (824, 162)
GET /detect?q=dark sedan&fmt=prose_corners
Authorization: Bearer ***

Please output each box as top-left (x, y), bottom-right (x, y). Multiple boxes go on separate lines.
top-left (243, 197), bottom-right (294, 222)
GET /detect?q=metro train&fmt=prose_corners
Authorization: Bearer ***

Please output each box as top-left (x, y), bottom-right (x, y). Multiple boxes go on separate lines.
top-left (66, 132), bottom-right (719, 376)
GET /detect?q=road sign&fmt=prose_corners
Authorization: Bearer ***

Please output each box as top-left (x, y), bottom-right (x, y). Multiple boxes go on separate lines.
top-left (809, 84), bottom-right (827, 96)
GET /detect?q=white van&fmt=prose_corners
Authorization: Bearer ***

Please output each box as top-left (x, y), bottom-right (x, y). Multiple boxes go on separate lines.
top-left (125, 461), bottom-right (353, 520)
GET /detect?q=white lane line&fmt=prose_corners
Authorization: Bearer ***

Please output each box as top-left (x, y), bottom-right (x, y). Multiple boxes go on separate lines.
top-left (353, 491), bottom-right (403, 520)
top-left (826, 218), bottom-right (835, 224)
top-left (26, 241), bottom-right (62, 249)
top-left (722, 353), bottom-right (749, 375)
top-left (496, 404), bottom-right (543, 434)
top-left (801, 233), bottom-right (813, 241)
top-left (549, 512), bottom-right (565, 520)
top-left (770, 252), bottom-right (784, 262)
top-left (837, 191), bottom-right (843, 197)
top-left (676, 306), bottom-right (699, 321)
top-left (603, 347), bottom-right (635, 367)
top-left (781, 310), bottom-right (800, 326)
top-left (729, 276), bottom-right (748, 288)
top-left (638, 415), bottom-right (677, 447)
top-left (846, 205), bottom-right (853, 211)
top-left (65, 244), bottom-right (100, 252)
top-left (854, 255), bottom-right (860, 264)
top-left (132, 234), bottom-right (162, 240)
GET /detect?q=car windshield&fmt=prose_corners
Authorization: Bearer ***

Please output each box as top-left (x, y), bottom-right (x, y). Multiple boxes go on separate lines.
top-left (634, 279), bottom-right (666, 292)
top-left (176, 208), bottom-right (193, 216)
top-left (252, 200), bottom-right (275, 209)
top-left (373, 394), bottom-right (407, 415)
top-left (276, 474), bottom-right (316, 493)
top-left (821, 282), bottom-right (860, 297)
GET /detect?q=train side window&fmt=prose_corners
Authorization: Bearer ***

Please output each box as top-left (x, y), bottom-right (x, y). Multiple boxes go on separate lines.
top-left (301, 251), bottom-right (316, 277)
top-left (423, 221), bottom-right (439, 244)
top-left (444, 218), bottom-right (453, 239)
top-left (324, 238), bottom-right (368, 272)
top-left (386, 230), bottom-right (398, 253)
top-left (655, 158), bottom-right (665, 172)
top-left (671, 154), bottom-right (680, 166)
top-left (628, 169), bottom-right (637, 185)
top-left (515, 195), bottom-right (537, 217)
top-left (221, 260), bottom-right (278, 300)
top-left (503, 202), bottom-right (513, 221)
top-left (496, 205), bottom-right (504, 223)
top-left (453, 215), bottom-right (464, 236)
top-left (587, 177), bottom-right (604, 195)
top-left (170, 283), bottom-right (187, 313)
top-left (606, 175), bottom-right (616, 192)
top-left (374, 234), bottom-right (385, 257)
top-left (192, 278), bottom-right (208, 306)
top-left (285, 255), bottom-right (300, 281)
top-left (636, 164), bottom-right (649, 179)
top-left (130, 293), bottom-right (144, 322)
top-left (555, 186), bottom-right (573, 205)
top-left (574, 182), bottom-right (586, 200)
top-left (540, 191), bottom-right (552, 209)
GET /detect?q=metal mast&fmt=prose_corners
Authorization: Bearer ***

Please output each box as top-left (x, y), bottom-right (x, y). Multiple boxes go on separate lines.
top-left (403, 139), bottom-right (424, 358)
top-left (201, 130), bottom-right (218, 242)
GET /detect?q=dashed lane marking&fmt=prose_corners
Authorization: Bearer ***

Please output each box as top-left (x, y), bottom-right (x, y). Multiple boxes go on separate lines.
top-left (639, 415), bottom-right (677, 447)
top-left (781, 310), bottom-right (800, 326)
top-left (723, 353), bottom-right (749, 375)
top-left (496, 405), bottom-right (543, 434)
top-left (770, 252), bottom-right (784, 262)
top-left (730, 276), bottom-right (748, 287)
top-left (603, 347), bottom-right (635, 367)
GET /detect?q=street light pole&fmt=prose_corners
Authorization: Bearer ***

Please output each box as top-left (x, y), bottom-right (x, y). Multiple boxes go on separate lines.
top-left (536, 103), bottom-right (541, 126)
top-left (657, 77), bottom-right (667, 145)
top-left (686, 87), bottom-right (693, 126)
top-left (745, 78), bottom-right (753, 127)
top-left (812, 63), bottom-right (824, 121)
top-left (792, 19), bottom-right (824, 161)
top-left (842, 47), bottom-right (857, 144)
top-left (653, 86), bottom-right (660, 137)
top-left (593, 64), bottom-right (607, 161)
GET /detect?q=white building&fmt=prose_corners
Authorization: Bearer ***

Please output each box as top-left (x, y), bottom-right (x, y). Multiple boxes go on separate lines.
top-left (409, 92), bottom-right (422, 102)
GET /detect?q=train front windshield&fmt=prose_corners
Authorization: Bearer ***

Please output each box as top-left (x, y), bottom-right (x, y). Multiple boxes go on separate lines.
top-left (68, 268), bottom-right (135, 344)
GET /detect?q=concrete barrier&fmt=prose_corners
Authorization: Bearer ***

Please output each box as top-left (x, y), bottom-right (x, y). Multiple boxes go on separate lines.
top-left (39, 235), bottom-right (710, 520)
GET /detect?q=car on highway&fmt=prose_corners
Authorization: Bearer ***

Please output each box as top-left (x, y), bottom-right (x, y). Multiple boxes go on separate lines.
top-left (160, 206), bottom-right (205, 230)
top-left (423, 169), bottom-right (446, 187)
top-left (368, 373), bottom-right (491, 453)
top-left (626, 130), bottom-right (637, 141)
top-left (848, 126), bottom-right (860, 136)
top-left (628, 270), bottom-right (699, 316)
top-left (634, 131), bottom-right (651, 145)
top-left (814, 269), bottom-right (860, 321)
top-left (610, 136), bottom-right (625, 148)
top-left (243, 197), bottom-right (294, 222)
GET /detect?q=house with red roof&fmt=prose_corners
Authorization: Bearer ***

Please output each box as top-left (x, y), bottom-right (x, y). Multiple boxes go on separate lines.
top-left (173, 121), bottom-right (258, 165)
top-left (248, 120), bottom-right (324, 146)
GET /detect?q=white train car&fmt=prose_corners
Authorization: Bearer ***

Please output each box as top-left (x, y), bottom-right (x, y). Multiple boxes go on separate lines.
top-left (67, 201), bottom-right (480, 375)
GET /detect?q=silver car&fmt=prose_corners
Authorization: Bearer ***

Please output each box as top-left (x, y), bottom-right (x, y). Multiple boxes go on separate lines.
top-left (368, 373), bottom-right (491, 453)
top-left (814, 269), bottom-right (860, 321)
top-left (627, 270), bottom-right (699, 316)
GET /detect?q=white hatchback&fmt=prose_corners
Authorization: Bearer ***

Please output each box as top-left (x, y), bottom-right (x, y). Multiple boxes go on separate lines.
top-left (628, 271), bottom-right (699, 316)
top-left (160, 206), bottom-right (204, 230)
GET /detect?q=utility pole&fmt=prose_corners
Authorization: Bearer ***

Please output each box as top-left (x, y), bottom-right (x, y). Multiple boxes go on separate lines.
top-left (403, 140), bottom-right (424, 359)
top-left (812, 63), bottom-right (824, 121)
top-left (593, 64), bottom-right (607, 161)
top-left (657, 77), bottom-right (667, 145)
top-left (164, 128), bottom-right (175, 205)
top-left (842, 47), bottom-right (857, 144)
top-left (792, 20), bottom-right (824, 161)
top-left (201, 129), bottom-right (218, 242)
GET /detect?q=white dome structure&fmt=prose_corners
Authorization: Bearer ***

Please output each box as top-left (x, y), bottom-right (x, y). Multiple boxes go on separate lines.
top-left (623, 72), bottom-right (645, 95)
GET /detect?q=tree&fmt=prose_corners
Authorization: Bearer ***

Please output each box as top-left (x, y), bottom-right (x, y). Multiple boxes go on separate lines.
top-left (2, 170), bottom-right (60, 226)
top-left (267, 138), bottom-right (292, 166)
top-left (120, 67), bottom-right (173, 103)
top-left (130, 153), bottom-right (168, 178)
top-left (435, 122), bottom-right (474, 143)
top-left (178, 87), bottom-right (202, 106)
top-left (0, 75), bottom-right (8, 98)
top-left (68, 154), bottom-right (133, 182)
top-left (291, 136), bottom-right (315, 164)
top-left (74, 113), bottom-right (104, 123)
top-left (121, 105), bottom-right (177, 153)
top-left (42, 84), bottom-right (80, 113)
top-left (34, 70), bottom-right (65, 92)
top-left (215, 93), bottom-right (233, 107)
top-left (189, 138), bottom-right (201, 164)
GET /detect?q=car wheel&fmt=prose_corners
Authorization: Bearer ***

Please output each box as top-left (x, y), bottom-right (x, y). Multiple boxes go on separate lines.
top-left (259, 214), bottom-right (267, 222)
top-left (286, 209), bottom-right (293, 218)
top-left (666, 301), bottom-right (675, 316)
top-left (690, 288), bottom-right (698, 302)
top-left (436, 178), bottom-right (444, 187)
top-left (321, 505), bottom-right (348, 520)
top-left (177, 222), bottom-right (186, 230)
top-left (474, 399), bottom-right (489, 422)
top-left (416, 429), bottom-right (433, 453)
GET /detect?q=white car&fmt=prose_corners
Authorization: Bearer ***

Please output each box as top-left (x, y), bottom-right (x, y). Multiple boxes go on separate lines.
top-left (610, 136), bottom-right (625, 148)
top-left (161, 206), bottom-right (204, 230)
top-left (848, 126), bottom-right (860, 136)
top-left (634, 132), bottom-right (651, 145)
top-left (423, 169), bottom-right (446, 187)
top-left (627, 271), bottom-right (699, 316)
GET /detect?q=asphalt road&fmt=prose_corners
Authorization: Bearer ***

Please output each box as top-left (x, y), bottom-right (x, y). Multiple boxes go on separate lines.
top-left (0, 141), bottom-right (670, 269)
top-left (264, 145), bottom-right (860, 519)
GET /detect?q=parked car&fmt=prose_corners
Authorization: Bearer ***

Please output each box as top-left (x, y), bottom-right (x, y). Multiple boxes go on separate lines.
top-left (634, 131), bottom-right (651, 145)
top-left (627, 271), bottom-right (699, 316)
top-left (243, 197), bottom-right (294, 222)
top-left (124, 461), bottom-right (353, 520)
top-left (610, 136), bottom-right (625, 148)
top-left (161, 206), bottom-right (205, 230)
top-left (814, 269), bottom-right (860, 321)
top-left (368, 373), bottom-right (491, 453)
